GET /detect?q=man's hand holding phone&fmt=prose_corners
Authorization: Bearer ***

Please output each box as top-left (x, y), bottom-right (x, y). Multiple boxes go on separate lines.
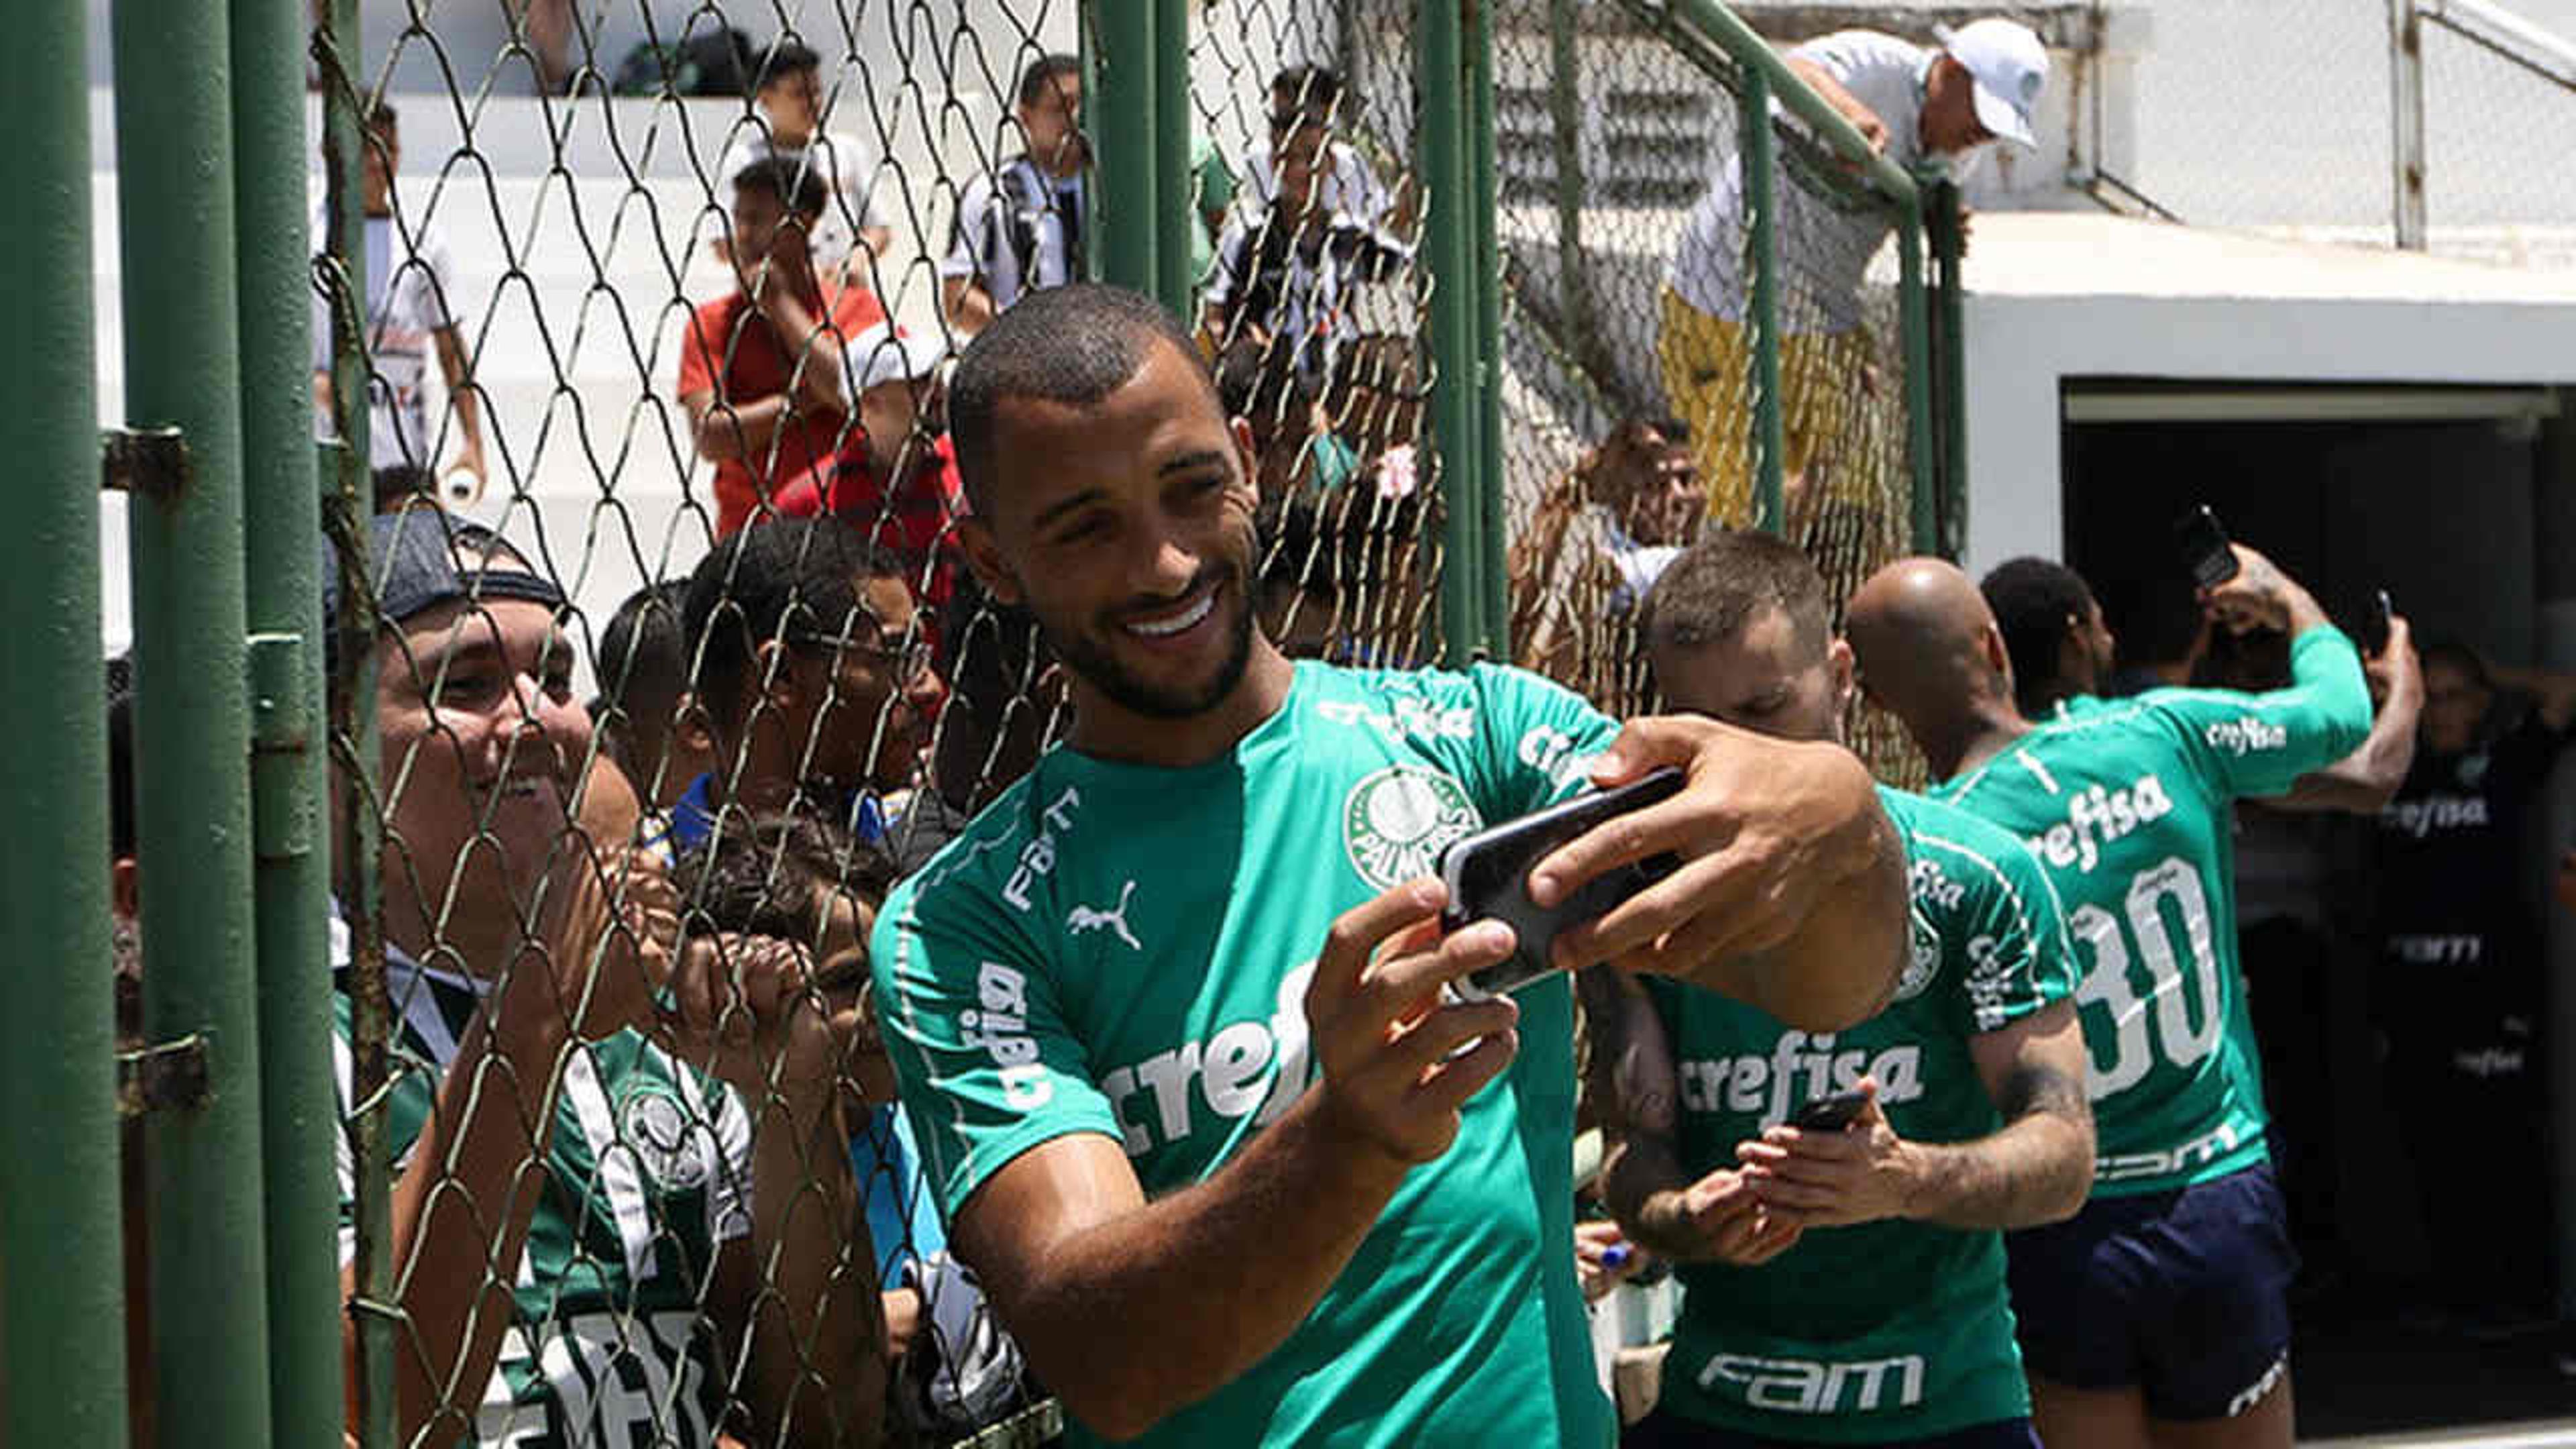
top-left (1737, 1078), bottom-right (1921, 1229)
top-left (1638, 1165), bottom-right (1805, 1266)
top-left (1304, 879), bottom-right (1523, 1170)
top-left (1523, 716), bottom-right (1895, 1006)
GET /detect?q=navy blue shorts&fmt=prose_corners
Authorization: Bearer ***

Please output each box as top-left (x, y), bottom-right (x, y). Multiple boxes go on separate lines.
top-left (2004, 1163), bottom-right (2296, 1421)
top-left (1623, 1410), bottom-right (2039, 1448)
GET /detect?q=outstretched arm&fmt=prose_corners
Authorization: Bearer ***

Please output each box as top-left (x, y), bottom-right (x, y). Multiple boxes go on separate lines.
top-left (2272, 614), bottom-right (2422, 814)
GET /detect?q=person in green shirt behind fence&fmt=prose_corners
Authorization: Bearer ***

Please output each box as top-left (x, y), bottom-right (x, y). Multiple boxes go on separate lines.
top-left (869, 283), bottom-right (1914, 1448)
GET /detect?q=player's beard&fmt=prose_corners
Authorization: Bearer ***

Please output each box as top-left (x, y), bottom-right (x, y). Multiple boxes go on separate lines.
top-left (1038, 559), bottom-right (1256, 722)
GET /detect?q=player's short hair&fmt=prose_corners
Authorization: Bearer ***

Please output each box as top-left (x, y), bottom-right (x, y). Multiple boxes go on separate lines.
top-left (731, 153), bottom-right (827, 219)
top-left (675, 808), bottom-right (897, 948)
top-left (683, 518), bottom-right (910, 728)
top-left (1016, 52), bottom-right (1080, 109)
top-left (756, 39), bottom-right (821, 89)
top-left (1642, 529), bottom-right (1831, 660)
top-left (949, 282), bottom-right (1215, 518)
top-left (1982, 556), bottom-right (2095, 706)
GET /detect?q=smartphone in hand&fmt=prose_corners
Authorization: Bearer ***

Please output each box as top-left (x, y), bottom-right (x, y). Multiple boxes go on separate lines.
top-left (1790, 1088), bottom-right (1871, 1132)
top-left (2176, 504), bottom-right (2239, 590)
top-left (1438, 767), bottom-right (1686, 1000)
top-left (2363, 588), bottom-right (2394, 655)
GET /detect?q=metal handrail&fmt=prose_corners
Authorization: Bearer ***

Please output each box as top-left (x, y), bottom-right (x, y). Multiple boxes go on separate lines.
top-left (1646, 0), bottom-right (1924, 211)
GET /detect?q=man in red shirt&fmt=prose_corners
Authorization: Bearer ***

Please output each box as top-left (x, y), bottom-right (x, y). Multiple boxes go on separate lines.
top-left (679, 154), bottom-right (887, 535)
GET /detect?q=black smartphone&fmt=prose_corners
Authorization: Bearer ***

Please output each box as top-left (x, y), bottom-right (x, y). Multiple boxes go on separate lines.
top-left (2176, 504), bottom-right (2239, 590)
top-left (1438, 767), bottom-right (1687, 1001)
top-left (1791, 1087), bottom-right (1870, 1132)
top-left (2364, 588), bottom-right (2394, 655)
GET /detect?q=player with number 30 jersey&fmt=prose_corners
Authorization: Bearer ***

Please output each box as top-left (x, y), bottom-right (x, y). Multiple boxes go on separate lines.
top-left (1849, 551), bottom-right (2370, 1449)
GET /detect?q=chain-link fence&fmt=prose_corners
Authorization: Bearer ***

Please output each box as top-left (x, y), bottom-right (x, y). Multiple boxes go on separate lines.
top-left (1485, 0), bottom-right (1942, 780)
top-left (2108, 0), bottom-right (2576, 266)
top-left (36, 1), bottom-right (1962, 1442)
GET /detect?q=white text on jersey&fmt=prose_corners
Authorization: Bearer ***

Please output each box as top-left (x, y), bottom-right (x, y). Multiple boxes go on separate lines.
top-left (1095, 963), bottom-right (1316, 1155)
top-left (1677, 1031), bottom-right (1924, 1127)
top-left (1700, 1352), bottom-right (1927, 1415)
top-left (963, 963), bottom-right (1053, 1110)
top-left (1002, 786), bottom-right (1083, 912)
top-left (2026, 774), bottom-right (2175, 873)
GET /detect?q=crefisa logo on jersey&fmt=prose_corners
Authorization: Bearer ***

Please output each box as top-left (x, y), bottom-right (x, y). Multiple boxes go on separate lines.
top-left (618, 1083), bottom-right (714, 1194)
top-left (1342, 765), bottom-right (1481, 890)
top-left (2027, 774), bottom-right (2174, 872)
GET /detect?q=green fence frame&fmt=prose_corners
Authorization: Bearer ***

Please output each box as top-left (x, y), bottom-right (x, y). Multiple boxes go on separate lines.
top-left (4, 2), bottom-right (1974, 1438)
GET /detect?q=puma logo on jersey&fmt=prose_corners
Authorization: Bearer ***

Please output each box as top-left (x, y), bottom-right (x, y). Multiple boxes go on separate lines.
top-left (961, 963), bottom-right (1053, 1110)
top-left (1701, 1352), bottom-right (1927, 1414)
top-left (2203, 716), bottom-right (2288, 757)
top-left (2027, 774), bottom-right (2174, 873)
top-left (1067, 881), bottom-right (1142, 951)
top-left (1097, 963), bottom-right (1316, 1156)
top-left (2383, 794), bottom-right (2489, 839)
top-left (1676, 1032), bottom-right (1925, 1126)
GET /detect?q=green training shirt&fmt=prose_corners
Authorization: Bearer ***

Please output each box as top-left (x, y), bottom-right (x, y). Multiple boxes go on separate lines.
top-left (1933, 625), bottom-right (2371, 1196)
top-left (1646, 787), bottom-right (2078, 1442)
top-left (873, 660), bottom-right (1623, 1449)
top-left (331, 930), bottom-right (753, 1446)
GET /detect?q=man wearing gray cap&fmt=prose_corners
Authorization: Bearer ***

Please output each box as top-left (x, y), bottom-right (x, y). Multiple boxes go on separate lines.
top-left (1659, 18), bottom-right (2047, 530)
top-left (323, 510), bottom-right (888, 1446)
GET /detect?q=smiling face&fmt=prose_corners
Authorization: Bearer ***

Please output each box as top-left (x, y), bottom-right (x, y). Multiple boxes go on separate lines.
top-left (1651, 603), bottom-right (1853, 745)
top-left (960, 338), bottom-right (1267, 740)
top-left (375, 594), bottom-right (590, 959)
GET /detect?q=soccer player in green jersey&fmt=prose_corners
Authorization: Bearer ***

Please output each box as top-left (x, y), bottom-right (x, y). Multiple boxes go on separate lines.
top-left (1845, 551), bottom-right (2373, 1449)
top-left (1589, 531), bottom-right (2093, 1448)
top-left (869, 284), bottom-right (1913, 1448)
top-left (326, 511), bottom-right (886, 1445)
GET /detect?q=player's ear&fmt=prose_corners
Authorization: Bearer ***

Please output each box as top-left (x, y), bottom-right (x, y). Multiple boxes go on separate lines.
top-left (1980, 621), bottom-right (2013, 684)
top-left (1828, 637), bottom-right (1858, 714)
top-left (957, 518), bottom-right (1024, 608)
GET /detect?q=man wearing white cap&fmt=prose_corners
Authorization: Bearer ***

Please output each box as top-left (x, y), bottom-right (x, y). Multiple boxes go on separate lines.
top-left (1659, 19), bottom-right (2046, 530)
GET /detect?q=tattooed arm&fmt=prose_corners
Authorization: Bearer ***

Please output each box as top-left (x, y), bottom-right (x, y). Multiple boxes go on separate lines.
top-left (1582, 966), bottom-right (1804, 1265)
top-left (1739, 999), bottom-right (2095, 1231)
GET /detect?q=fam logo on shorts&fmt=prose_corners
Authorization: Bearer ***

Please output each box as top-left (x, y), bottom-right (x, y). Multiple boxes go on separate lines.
top-left (619, 1083), bottom-right (715, 1195)
top-left (1892, 908), bottom-right (1941, 1003)
top-left (1342, 765), bottom-right (1481, 890)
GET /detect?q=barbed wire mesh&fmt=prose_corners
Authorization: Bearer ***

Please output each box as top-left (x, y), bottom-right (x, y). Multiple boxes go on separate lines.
top-left (1487, 0), bottom-right (1929, 783)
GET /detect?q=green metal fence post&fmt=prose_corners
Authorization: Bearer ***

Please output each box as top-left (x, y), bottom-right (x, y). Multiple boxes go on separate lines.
top-left (1422, 0), bottom-right (1487, 659)
top-left (1152, 0), bottom-right (1196, 315)
top-left (0, 0), bottom-right (131, 1442)
top-left (1928, 178), bottom-right (1969, 560)
top-left (1547, 0), bottom-right (1597, 381)
top-left (1470, 2), bottom-right (1510, 653)
top-left (111, 0), bottom-right (279, 1440)
top-left (231, 0), bottom-right (341, 1436)
top-left (313, 0), bottom-right (392, 1440)
top-left (1739, 68), bottom-right (1786, 536)
top-left (1087, 1), bottom-right (1161, 296)
top-left (1897, 207), bottom-right (1938, 556)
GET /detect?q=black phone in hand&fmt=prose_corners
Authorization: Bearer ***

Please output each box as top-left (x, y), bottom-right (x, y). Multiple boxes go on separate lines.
top-left (1438, 768), bottom-right (1686, 1000)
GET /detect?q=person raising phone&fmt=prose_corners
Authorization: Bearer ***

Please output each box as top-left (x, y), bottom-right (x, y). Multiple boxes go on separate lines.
top-left (867, 284), bottom-right (1909, 1449)
top-left (1588, 531), bottom-right (2092, 1448)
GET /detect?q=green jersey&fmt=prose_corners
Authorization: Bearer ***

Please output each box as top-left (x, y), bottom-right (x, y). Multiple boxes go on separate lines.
top-left (1933, 626), bottom-right (2371, 1195)
top-left (873, 661), bottom-right (1623, 1449)
top-left (332, 930), bottom-right (752, 1446)
top-left (1646, 788), bottom-right (2078, 1442)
